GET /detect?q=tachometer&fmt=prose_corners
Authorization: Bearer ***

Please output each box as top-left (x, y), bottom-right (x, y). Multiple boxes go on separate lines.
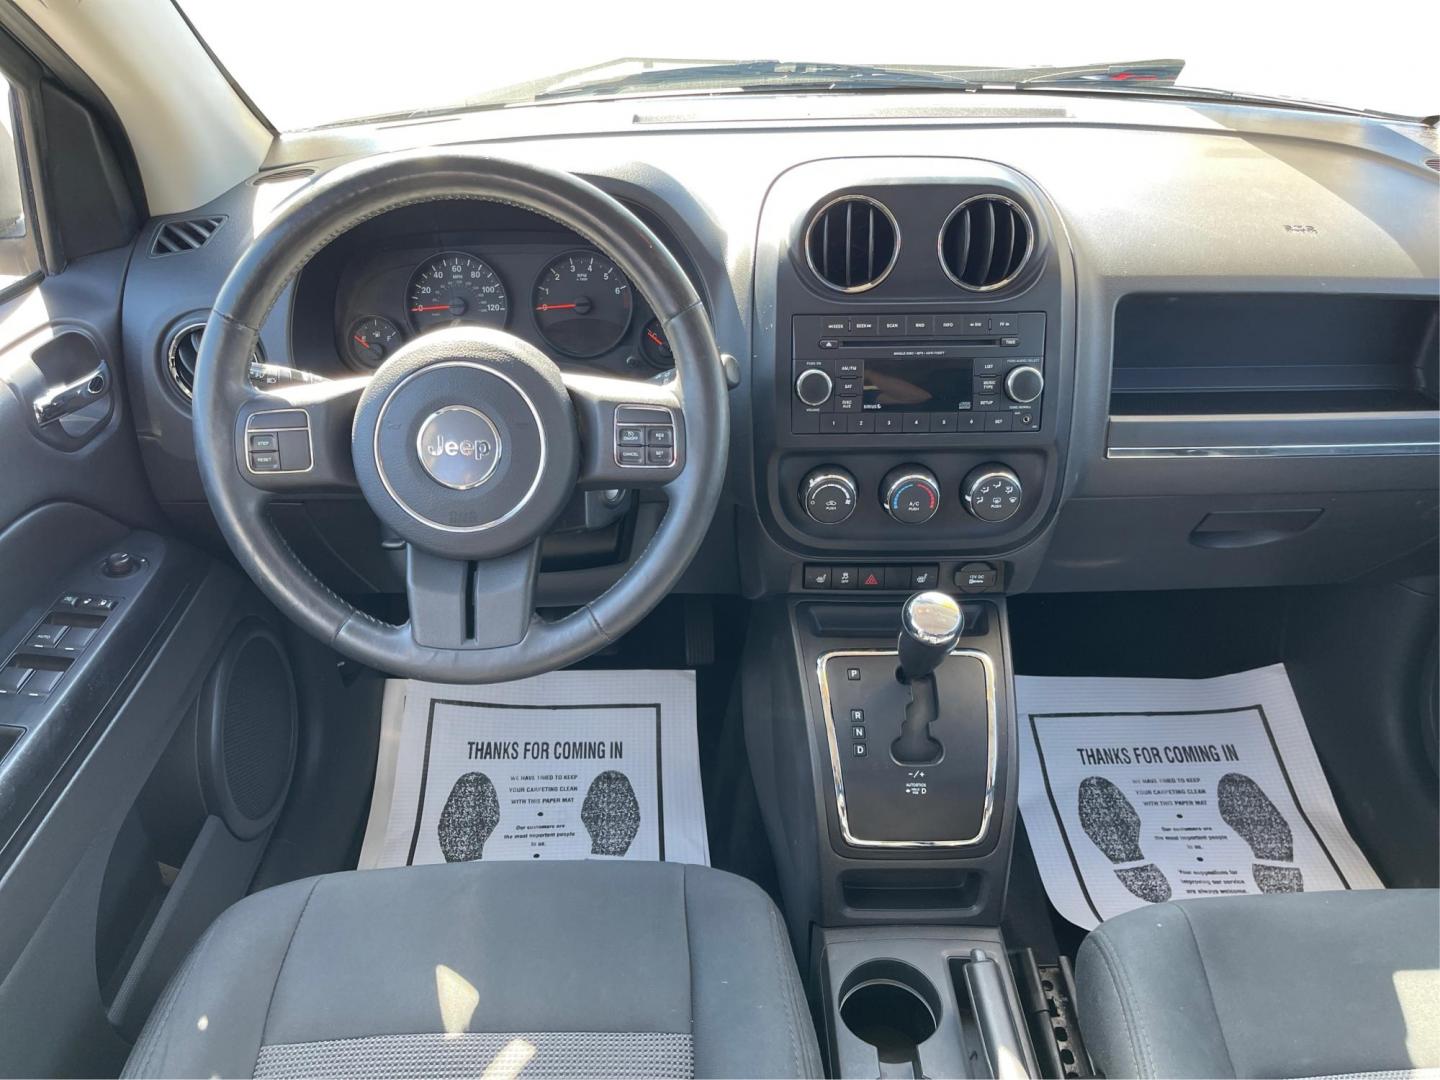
top-left (407, 252), bottom-right (508, 331)
top-left (532, 251), bottom-right (633, 358)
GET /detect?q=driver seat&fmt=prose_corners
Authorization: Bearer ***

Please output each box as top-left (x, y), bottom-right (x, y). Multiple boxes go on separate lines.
top-left (122, 861), bottom-right (822, 1079)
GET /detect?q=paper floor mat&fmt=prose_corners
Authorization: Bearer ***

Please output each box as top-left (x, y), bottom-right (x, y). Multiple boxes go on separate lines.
top-left (1016, 663), bottom-right (1381, 930)
top-left (359, 670), bottom-right (708, 869)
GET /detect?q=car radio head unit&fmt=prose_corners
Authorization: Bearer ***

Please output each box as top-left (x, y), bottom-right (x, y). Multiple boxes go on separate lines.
top-left (790, 312), bottom-right (1047, 436)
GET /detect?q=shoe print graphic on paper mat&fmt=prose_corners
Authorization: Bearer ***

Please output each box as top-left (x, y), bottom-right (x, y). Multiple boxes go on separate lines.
top-left (581, 770), bottom-right (641, 856)
top-left (437, 771), bottom-right (501, 862)
top-left (1077, 776), bottom-right (1173, 903)
top-left (1218, 772), bottom-right (1304, 893)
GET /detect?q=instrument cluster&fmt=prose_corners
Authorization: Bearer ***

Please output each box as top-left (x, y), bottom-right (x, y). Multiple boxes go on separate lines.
top-left (335, 243), bottom-right (675, 376)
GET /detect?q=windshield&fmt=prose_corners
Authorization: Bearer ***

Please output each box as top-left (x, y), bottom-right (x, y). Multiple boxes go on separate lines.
top-left (178, 0), bottom-right (1433, 130)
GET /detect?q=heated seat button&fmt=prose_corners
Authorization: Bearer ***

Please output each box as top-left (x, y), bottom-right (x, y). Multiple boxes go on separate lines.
top-left (910, 565), bottom-right (940, 588)
top-left (803, 565), bottom-right (833, 589)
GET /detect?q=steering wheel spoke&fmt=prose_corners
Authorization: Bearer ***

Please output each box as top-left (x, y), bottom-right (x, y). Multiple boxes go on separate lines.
top-left (564, 370), bottom-right (685, 490)
top-left (234, 375), bottom-right (368, 494)
top-left (405, 541), bottom-right (540, 651)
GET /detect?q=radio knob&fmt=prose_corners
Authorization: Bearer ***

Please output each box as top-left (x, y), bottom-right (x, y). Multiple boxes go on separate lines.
top-left (1004, 365), bottom-right (1044, 404)
top-left (962, 465), bottom-right (1024, 523)
top-left (801, 467), bottom-right (858, 525)
top-left (795, 368), bottom-right (834, 407)
top-left (882, 467), bottom-right (941, 525)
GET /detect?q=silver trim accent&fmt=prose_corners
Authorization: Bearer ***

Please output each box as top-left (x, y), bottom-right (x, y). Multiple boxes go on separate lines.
top-left (1004, 364), bottom-right (1044, 404)
top-left (801, 468), bottom-right (858, 524)
top-left (414, 405), bottom-right (502, 490)
top-left (245, 408), bottom-right (314, 476)
top-left (1106, 442), bottom-right (1440, 460)
top-left (902, 591), bottom-right (963, 645)
top-left (165, 322), bottom-right (207, 400)
top-left (613, 404), bottom-right (681, 469)
top-left (794, 367), bottom-right (834, 407)
top-left (817, 647), bottom-right (998, 848)
top-left (938, 194), bottom-right (1036, 293)
top-left (883, 469), bottom-right (941, 524)
top-left (804, 195), bottom-right (901, 294)
top-left (962, 466), bottom-right (1023, 522)
top-left (373, 361), bottom-right (546, 533)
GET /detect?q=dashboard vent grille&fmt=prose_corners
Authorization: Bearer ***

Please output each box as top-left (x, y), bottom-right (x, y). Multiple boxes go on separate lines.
top-left (940, 196), bottom-right (1034, 291)
top-left (166, 321), bottom-right (260, 400)
top-left (805, 195), bottom-right (899, 292)
top-left (150, 215), bottom-right (225, 256)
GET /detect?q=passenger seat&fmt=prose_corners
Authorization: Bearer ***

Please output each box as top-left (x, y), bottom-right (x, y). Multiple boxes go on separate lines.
top-left (1076, 889), bottom-right (1440, 1078)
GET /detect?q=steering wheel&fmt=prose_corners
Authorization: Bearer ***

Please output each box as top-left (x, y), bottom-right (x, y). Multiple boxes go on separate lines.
top-left (192, 152), bottom-right (728, 683)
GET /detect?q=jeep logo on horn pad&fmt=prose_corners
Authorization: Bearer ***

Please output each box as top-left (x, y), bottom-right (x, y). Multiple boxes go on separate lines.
top-left (415, 406), bottom-right (501, 490)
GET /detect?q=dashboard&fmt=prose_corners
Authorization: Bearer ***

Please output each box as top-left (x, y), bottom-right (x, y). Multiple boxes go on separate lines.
top-left (117, 91), bottom-right (1440, 604)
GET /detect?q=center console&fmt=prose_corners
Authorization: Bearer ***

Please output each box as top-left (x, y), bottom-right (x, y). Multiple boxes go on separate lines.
top-left (743, 159), bottom-right (1076, 1077)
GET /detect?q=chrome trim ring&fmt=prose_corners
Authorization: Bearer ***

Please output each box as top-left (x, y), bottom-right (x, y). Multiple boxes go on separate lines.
top-left (1106, 442), bottom-right (1440, 459)
top-left (372, 360), bottom-right (546, 533)
top-left (414, 405), bottom-right (502, 490)
top-left (804, 194), bottom-right (901, 294)
top-left (817, 647), bottom-right (998, 848)
top-left (938, 193), bottom-right (1036, 293)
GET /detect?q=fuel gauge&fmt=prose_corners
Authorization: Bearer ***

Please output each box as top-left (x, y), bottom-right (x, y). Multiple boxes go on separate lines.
top-left (639, 318), bottom-right (674, 369)
top-left (347, 316), bottom-right (402, 368)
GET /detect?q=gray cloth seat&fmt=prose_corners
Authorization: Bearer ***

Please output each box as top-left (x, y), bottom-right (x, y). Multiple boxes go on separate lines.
top-left (123, 861), bottom-right (822, 1079)
top-left (1076, 888), bottom-right (1440, 1079)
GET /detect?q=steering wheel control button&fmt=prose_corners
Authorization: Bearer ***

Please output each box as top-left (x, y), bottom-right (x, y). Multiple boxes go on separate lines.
top-left (415, 406), bottom-right (501, 490)
top-left (956, 563), bottom-right (1001, 592)
top-left (613, 405), bottom-right (679, 469)
top-left (882, 467), bottom-right (941, 525)
top-left (962, 465), bottom-right (1024, 523)
top-left (800, 468), bottom-right (858, 524)
top-left (245, 408), bottom-right (313, 474)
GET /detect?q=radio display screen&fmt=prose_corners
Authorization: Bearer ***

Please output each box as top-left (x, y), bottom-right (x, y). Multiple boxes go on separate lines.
top-left (863, 357), bottom-right (974, 412)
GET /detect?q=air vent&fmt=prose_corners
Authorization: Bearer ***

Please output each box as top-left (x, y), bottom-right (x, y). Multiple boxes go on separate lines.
top-left (939, 195), bottom-right (1034, 292)
top-left (166, 321), bottom-right (259, 400)
top-left (150, 215), bottom-right (225, 256)
top-left (805, 195), bottom-right (899, 293)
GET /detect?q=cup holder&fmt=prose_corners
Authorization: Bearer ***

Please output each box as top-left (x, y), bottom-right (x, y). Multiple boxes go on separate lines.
top-left (838, 959), bottom-right (942, 1065)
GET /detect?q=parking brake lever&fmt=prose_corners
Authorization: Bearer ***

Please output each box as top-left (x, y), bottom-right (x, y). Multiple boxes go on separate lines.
top-left (892, 591), bottom-right (963, 765)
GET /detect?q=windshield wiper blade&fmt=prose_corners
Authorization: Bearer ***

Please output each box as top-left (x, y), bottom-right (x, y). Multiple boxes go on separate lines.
top-left (530, 59), bottom-right (973, 102)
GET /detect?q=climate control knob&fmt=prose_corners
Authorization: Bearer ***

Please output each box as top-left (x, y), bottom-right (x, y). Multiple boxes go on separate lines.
top-left (962, 465), bottom-right (1024, 523)
top-left (1004, 365), bottom-right (1044, 404)
top-left (794, 367), bottom-right (834, 407)
top-left (801, 467), bottom-right (858, 525)
top-left (882, 467), bottom-right (941, 525)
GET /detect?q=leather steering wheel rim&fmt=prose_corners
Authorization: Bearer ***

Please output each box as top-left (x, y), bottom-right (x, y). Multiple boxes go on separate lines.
top-left (192, 151), bottom-right (728, 682)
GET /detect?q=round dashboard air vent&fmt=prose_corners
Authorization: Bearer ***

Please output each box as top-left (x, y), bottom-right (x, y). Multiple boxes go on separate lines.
top-left (805, 195), bottom-right (899, 293)
top-left (939, 195), bottom-right (1034, 292)
top-left (166, 320), bottom-right (261, 400)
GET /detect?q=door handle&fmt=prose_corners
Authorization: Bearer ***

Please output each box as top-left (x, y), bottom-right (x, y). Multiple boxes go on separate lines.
top-left (34, 363), bottom-right (109, 426)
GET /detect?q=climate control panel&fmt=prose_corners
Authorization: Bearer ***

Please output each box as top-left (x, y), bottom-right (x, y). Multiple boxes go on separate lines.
top-left (800, 463), bottom-right (1023, 526)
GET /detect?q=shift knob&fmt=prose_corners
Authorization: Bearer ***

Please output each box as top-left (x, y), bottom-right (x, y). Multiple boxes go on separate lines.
top-left (898, 591), bottom-right (964, 682)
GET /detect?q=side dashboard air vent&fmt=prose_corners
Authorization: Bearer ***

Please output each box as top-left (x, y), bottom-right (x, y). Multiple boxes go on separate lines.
top-left (166, 321), bottom-right (259, 400)
top-left (805, 195), bottom-right (899, 292)
top-left (150, 215), bottom-right (225, 256)
top-left (939, 195), bottom-right (1034, 292)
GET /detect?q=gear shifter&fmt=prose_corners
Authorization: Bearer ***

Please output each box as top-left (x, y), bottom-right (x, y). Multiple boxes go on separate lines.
top-left (892, 591), bottom-right (964, 765)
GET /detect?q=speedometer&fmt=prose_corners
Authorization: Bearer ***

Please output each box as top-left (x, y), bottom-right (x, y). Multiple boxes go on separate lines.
top-left (407, 252), bottom-right (509, 331)
top-left (532, 251), bottom-right (633, 358)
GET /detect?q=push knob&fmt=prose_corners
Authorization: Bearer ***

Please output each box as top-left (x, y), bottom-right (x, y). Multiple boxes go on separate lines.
top-left (961, 465), bottom-right (1024, 524)
top-left (882, 467), bottom-right (941, 525)
top-left (795, 368), bottom-right (834, 407)
top-left (1004, 365), bottom-right (1044, 404)
top-left (800, 467), bottom-right (858, 525)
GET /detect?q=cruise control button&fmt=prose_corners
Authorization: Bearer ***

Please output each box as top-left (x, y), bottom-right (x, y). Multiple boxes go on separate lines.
top-left (646, 427), bottom-right (674, 446)
top-left (617, 426), bottom-right (646, 446)
top-left (645, 446), bottom-right (674, 466)
top-left (618, 446), bottom-right (645, 465)
top-left (803, 565), bottom-right (833, 589)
